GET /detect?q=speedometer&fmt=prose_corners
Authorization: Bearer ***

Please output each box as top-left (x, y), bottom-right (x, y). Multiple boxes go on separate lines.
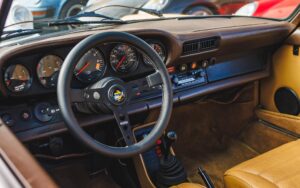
top-left (110, 44), bottom-right (138, 73)
top-left (74, 48), bottom-right (106, 84)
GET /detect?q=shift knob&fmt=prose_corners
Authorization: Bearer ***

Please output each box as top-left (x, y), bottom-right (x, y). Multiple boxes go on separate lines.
top-left (166, 131), bottom-right (177, 144)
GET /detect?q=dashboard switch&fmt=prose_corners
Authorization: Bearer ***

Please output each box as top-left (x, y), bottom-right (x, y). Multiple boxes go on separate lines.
top-left (34, 103), bottom-right (53, 122)
top-left (190, 62), bottom-right (198, 70)
top-left (179, 64), bottom-right (188, 72)
top-left (2, 114), bottom-right (15, 127)
top-left (93, 91), bottom-right (101, 100)
top-left (21, 111), bottom-right (31, 121)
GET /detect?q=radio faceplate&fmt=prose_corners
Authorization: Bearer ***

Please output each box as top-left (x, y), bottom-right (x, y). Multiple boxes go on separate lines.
top-left (171, 68), bottom-right (207, 90)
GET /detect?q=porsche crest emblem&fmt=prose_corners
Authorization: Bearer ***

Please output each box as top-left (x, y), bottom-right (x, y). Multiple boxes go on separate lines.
top-left (112, 89), bottom-right (125, 103)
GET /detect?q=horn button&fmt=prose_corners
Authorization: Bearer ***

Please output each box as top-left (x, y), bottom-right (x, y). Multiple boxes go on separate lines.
top-left (77, 77), bottom-right (129, 114)
top-left (108, 85), bottom-right (127, 105)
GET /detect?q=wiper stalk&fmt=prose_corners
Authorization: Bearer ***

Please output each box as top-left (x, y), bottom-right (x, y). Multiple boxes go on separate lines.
top-left (1, 29), bottom-right (41, 40)
top-left (48, 19), bottom-right (126, 26)
top-left (48, 11), bottom-right (127, 26)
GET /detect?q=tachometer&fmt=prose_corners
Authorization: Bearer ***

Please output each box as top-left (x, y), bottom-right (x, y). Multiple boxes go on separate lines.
top-left (143, 41), bottom-right (166, 66)
top-left (37, 55), bottom-right (62, 88)
top-left (110, 44), bottom-right (138, 73)
top-left (74, 48), bottom-right (106, 83)
top-left (4, 64), bottom-right (32, 93)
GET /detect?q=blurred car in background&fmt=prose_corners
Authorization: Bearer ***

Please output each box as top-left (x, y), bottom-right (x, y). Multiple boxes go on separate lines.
top-left (86, 0), bottom-right (253, 18)
top-left (14, 0), bottom-right (87, 20)
top-left (10, 0), bottom-right (254, 23)
top-left (4, 1), bottom-right (33, 31)
top-left (235, 0), bottom-right (299, 19)
top-left (142, 0), bottom-right (254, 16)
top-left (86, 0), bottom-right (148, 19)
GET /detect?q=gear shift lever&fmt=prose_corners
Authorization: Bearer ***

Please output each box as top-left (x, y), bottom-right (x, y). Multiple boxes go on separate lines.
top-left (163, 131), bottom-right (177, 160)
top-left (156, 131), bottom-right (187, 188)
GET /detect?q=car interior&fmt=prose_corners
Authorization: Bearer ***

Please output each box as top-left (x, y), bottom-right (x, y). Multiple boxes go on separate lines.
top-left (0, 1), bottom-right (300, 188)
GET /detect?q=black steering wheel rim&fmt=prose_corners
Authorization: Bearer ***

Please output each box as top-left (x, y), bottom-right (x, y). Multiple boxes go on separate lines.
top-left (57, 31), bottom-right (173, 158)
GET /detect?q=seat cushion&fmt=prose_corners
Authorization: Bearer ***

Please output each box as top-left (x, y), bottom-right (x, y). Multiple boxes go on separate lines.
top-left (170, 182), bottom-right (206, 188)
top-left (224, 139), bottom-right (300, 188)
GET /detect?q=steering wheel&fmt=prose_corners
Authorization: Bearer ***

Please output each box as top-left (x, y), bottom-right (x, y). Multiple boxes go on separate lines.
top-left (57, 31), bottom-right (173, 158)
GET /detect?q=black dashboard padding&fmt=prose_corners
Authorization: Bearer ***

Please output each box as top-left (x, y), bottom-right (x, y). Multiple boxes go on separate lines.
top-left (57, 31), bottom-right (173, 158)
top-left (206, 53), bottom-right (265, 82)
top-left (274, 87), bottom-right (300, 116)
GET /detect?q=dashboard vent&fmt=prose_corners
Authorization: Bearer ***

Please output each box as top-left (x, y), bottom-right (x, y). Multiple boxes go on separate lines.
top-left (182, 37), bottom-right (219, 55)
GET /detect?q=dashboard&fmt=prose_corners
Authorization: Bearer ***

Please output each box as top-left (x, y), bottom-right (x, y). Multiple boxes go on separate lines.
top-left (0, 17), bottom-right (294, 142)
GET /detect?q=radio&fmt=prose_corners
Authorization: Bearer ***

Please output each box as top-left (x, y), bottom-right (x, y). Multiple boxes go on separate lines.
top-left (171, 67), bottom-right (207, 89)
top-left (131, 62), bottom-right (208, 100)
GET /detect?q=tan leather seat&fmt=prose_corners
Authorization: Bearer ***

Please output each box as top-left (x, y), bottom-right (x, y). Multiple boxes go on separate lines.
top-left (171, 182), bottom-right (206, 188)
top-left (224, 139), bottom-right (300, 188)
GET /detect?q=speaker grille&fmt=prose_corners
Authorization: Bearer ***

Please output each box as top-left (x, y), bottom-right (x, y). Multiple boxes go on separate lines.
top-left (274, 87), bottom-right (300, 115)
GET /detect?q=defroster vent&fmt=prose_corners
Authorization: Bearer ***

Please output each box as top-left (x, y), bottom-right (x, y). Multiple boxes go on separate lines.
top-left (182, 37), bottom-right (219, 55)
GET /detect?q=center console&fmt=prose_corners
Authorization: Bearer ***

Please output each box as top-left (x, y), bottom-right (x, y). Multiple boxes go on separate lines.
top-left (134, 125), bottom-right (187, 188)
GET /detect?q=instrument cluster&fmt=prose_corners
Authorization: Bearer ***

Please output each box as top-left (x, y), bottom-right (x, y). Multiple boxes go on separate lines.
top-left (3, 40), bottom-right (167, 94)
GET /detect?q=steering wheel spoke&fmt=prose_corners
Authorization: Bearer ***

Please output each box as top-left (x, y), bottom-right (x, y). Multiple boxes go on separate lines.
top-left (113, 107), bottom-right (135, 146)
top-left (71, 89), bottom-right (85, 103)
top-left (71, 88), bottom-right (105, 103)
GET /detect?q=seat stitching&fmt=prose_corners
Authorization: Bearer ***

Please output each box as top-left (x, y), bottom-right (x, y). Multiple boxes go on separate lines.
top-left (233, 170), bottom-right (279, 188)
top-left (224, 174), bottom-right (253, 188)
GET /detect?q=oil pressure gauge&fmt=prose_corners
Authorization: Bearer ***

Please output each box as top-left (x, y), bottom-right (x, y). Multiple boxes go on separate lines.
top-left (4, 64), bottom-right (32, 93)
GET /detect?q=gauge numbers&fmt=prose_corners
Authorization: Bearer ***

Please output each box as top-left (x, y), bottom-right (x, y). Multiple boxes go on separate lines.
top-left (110, 44), bottom-right (139, 73)
top-left (37, 55), bottom-right (62, 88)
top-left (74, 48), bottom-right (106, 83)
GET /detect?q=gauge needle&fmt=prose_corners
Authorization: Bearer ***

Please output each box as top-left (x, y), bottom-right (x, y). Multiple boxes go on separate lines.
top-left (116, 55), bottom-right (126, 69)
top-left (76, 62), bottom-right (90, 76)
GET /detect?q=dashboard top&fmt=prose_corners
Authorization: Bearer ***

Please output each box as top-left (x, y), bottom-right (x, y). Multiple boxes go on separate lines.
top-left (0, 17), bottom-right (294, 61)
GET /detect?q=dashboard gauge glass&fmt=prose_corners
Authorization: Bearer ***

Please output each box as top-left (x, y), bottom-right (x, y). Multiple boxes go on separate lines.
top-left (143, 41), bottom-right (166, 65)
top-left (110, 44), bottom-right (138, 73)
top-left (37, 55), bottom-right (62, 88)
top-left (74, 48), bottom-right (106, 83)
top-left (4, 64), bottom-right (32, 93)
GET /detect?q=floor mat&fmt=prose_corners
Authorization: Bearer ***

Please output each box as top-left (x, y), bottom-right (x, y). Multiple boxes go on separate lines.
top-left (47, 161), bottom-right (120, 188)
top-left (176, 140), bottom-right (258, 188)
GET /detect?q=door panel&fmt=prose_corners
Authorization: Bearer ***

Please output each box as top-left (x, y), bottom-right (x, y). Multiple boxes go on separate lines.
top-left (260, 44), bottom-right (300, 114)
top-left (259, 27), bottom-right (300, 137)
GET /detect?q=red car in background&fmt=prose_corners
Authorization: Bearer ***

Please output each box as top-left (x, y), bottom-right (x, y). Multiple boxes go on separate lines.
top-left (142, 0), bottom-right (254, 16)
top-left (236, 0), bottom-right (299, 19)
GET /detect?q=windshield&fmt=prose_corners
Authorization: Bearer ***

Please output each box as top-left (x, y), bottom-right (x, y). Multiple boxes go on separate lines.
top-left (1, 0), bottom-right (300, 43)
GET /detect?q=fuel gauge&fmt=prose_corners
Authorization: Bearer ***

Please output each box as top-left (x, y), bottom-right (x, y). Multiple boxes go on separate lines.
top-left (143, 41), bottom-right (166, 66)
